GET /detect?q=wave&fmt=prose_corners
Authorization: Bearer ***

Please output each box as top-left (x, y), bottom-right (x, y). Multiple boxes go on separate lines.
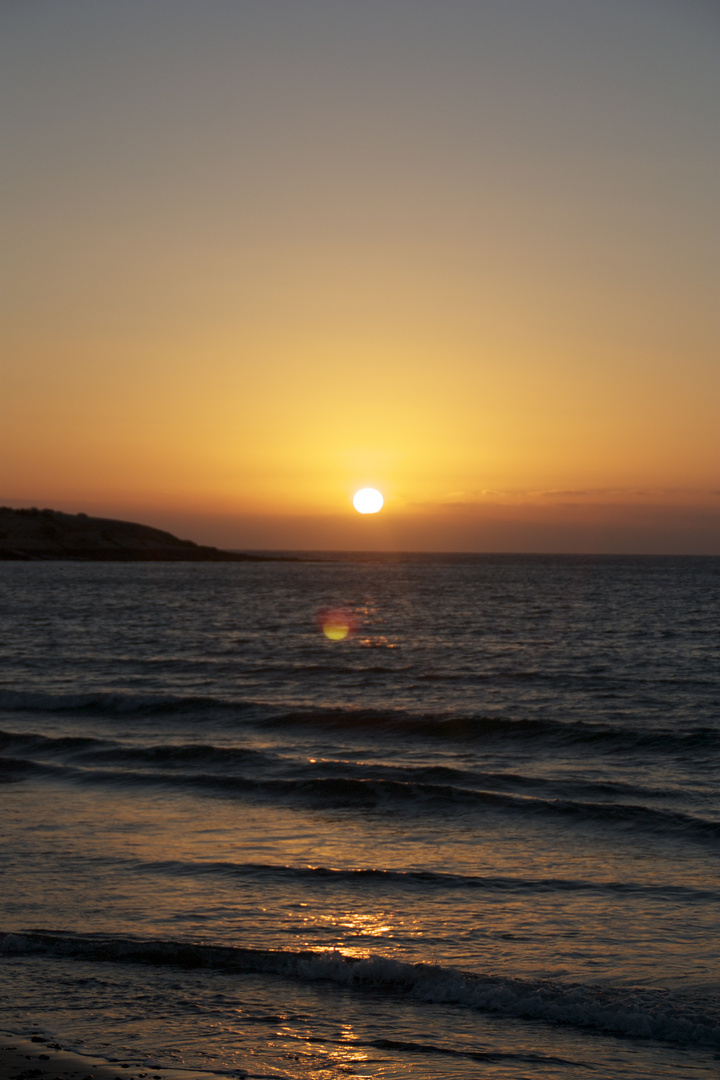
top-left (1, 688), bottom-right (717, 755)
top-left (0, 729), bottom-right (691, 806)
top-left (2, 721), bottom-right (717, 841)
top-left (0, 688), bottom-right (241, 717)
top-left (364, 1038), bottom-right (585, 1067)
top-left (0, 756), bottom-right (60, 782)
top-left (263, 709), bottom-right (720, 756)
top-left (2, 930), bottom-right (719, 1048)
top-left (3, 754), bottom-right (718, 843)
top-left (135, 858), bottom-right (720, 903)
top-left (0, 730), bottom-right (276, 771)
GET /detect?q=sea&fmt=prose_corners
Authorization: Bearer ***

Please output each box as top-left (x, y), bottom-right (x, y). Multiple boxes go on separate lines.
top-left (1, 555), bottom-right (719, 1080)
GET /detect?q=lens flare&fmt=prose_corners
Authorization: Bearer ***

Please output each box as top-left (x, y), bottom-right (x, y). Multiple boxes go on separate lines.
top-left (353, 488), bottom-right (384, 514)
top-left (317, 607), bottom-right (355, 641)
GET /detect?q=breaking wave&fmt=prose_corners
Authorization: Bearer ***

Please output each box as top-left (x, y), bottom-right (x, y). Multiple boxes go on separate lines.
top-left (3, 930), bottom-right (719, 1048)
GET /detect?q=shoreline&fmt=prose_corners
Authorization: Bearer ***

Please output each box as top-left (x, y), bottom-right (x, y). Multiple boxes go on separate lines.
top-left (0, 1036), bottom-right (243, 1080)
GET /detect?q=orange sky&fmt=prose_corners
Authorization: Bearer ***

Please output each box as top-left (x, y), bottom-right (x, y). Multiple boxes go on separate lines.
top-left (2, 2), bottom-right (718, 552)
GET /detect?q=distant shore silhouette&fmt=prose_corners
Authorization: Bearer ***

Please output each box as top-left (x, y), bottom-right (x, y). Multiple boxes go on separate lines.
top-left (0, 507), bottom-right (268, 561)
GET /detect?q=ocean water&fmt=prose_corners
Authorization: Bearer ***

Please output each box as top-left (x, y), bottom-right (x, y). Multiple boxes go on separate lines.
top-left (1, 555), bottom-right (719, 1079)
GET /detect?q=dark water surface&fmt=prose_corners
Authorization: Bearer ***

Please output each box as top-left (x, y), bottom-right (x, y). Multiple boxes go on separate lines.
top-left (1, 557), bottom-right (719, 1078)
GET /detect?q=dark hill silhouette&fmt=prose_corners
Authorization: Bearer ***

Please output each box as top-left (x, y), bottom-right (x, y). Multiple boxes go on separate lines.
top-left (0, 507), bottom-right (262, 561)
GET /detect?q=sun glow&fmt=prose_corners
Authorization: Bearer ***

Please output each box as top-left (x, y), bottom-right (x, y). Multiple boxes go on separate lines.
top-left (353, 488), bottom-right (384, 514)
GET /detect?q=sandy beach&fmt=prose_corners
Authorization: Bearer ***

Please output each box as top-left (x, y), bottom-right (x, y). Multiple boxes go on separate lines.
top-left (0, 1036), bottom-right (241, 1080)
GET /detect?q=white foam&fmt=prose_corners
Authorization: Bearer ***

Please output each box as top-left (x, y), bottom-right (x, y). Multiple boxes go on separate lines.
top-left (2, 931), bottom-right (719, 1048)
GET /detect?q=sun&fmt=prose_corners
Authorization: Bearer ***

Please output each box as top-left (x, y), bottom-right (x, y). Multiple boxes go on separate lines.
top-left (353, 488), bottom-right (384, 514)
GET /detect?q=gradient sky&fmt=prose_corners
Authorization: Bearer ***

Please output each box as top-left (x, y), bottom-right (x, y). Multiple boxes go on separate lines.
top-left (2, 0), bottom-right (718, 552)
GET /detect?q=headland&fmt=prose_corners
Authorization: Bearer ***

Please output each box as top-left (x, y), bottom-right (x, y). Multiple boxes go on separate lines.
top-left (0, 507), bottom-right (264, 562)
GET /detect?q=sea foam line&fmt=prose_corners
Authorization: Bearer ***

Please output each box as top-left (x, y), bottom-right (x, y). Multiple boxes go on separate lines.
top-left (2, 931), bottom-right (719, 1048)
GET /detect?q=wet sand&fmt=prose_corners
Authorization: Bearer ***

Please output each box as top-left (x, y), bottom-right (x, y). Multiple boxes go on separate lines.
top-left (0, 1036), bottom-right (241, 1080)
